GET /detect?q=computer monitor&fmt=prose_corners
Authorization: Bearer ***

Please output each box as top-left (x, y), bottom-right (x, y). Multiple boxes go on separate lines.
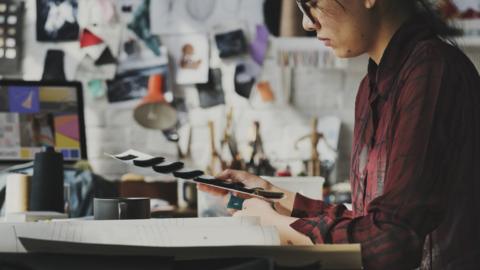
top-left (0, 80), bottom-right (87, 164)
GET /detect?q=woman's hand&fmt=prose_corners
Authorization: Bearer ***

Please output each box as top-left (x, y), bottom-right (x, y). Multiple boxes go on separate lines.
top-left (232, 198), bottom-right (279, 226)
top-left (197, 169), bottom-right (298, 215)
top-left (234, 198), bottom-right (314, 246)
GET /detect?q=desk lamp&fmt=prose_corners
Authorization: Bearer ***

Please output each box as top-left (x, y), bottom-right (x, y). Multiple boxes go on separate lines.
top-left (134, 74), bottom-right (177, 130)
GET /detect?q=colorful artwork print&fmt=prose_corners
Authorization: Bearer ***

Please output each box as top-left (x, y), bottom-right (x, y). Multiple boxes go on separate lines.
top-left (54, 114), bottom-right (80, 149)
top-left (0, 85), bottom-right (83, 161)
top-left (107, 65), bottom-right (168, 103)
top-left (8, 86), bottom-right (40, 113)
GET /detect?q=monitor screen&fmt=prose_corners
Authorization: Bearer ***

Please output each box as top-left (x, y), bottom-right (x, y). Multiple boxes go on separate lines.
top-left (0, 81), bottom-right (87, 163)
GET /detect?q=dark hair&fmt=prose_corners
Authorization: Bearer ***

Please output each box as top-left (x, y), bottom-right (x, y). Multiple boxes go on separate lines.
top-left (414, 0), bottom-right (461, 37)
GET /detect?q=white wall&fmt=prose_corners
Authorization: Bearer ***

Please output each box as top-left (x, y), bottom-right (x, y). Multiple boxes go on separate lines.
top-left (10, 0), bottom-right (480, 183)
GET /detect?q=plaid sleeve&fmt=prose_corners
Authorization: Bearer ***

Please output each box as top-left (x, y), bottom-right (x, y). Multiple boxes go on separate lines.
top-left (289, 201), bottom-right (353, 245)
top-left (290, 195), bottom-right (428, 269)
top-left (290, 193), bottom-right (353, 219)
top-left (290, 212), bottom-right (424, 269)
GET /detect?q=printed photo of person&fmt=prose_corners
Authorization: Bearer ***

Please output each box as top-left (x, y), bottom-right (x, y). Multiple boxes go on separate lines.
top-left (163, 33), bottom-right (209, 85)
top-left (180, 43), bottom-right (202, 70)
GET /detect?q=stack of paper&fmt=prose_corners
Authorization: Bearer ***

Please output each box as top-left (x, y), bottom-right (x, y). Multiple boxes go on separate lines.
top-left (0, 217), bottom-right (279, 253)
top-left (0, 217), bottom-right (362, 269)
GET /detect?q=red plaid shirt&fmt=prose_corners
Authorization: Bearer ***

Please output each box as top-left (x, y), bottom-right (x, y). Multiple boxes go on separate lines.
top-left (290, 17), bottom-right (480, 270)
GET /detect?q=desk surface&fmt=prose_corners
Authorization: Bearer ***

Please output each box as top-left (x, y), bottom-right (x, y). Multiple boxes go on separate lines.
top-left (0, 254), bottom-right (281, 270)
top-left (0, 253), bottom-right (174, 270)
top-left (0, 252), bottom-right (360, 270)
top-left (19, 237), bottom-right (362, 270)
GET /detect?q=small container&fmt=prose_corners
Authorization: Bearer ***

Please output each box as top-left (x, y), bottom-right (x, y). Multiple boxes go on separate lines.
top-left (29, 147), bottom-right (64, 213)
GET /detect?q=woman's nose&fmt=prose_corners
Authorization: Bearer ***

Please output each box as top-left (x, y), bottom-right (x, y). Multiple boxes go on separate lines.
top-left (302, 14), bottom-right (319, 32)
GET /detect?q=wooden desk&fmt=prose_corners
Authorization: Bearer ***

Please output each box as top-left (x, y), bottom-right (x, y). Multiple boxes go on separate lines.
top-left (0, 254), bottom-right (281, 270)
top-left (19, 238), bottom-right (362, 270)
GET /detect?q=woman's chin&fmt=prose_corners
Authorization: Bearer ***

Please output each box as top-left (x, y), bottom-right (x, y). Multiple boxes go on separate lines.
top-left (333, 48), bottom-right (362, 59)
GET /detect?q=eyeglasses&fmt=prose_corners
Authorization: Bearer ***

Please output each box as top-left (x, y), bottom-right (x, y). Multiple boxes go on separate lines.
top-left (296, 0), bottom-right (316, 24)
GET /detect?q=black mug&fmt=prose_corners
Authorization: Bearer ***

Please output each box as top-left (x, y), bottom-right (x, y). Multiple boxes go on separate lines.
top-left (94, 198), bottom-right (151, 220)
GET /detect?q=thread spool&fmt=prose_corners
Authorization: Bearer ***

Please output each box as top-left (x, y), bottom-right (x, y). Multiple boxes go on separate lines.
top-left (5, 174), bottom-right (30, 214)
top-left (29, 147), bottom-right (64, 213)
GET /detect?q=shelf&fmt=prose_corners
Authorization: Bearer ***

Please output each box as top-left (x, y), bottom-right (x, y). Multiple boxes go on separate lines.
top-left (454, 36), bottom-right (480, 47)
top-left (448, 18), bottom-right (480, 47)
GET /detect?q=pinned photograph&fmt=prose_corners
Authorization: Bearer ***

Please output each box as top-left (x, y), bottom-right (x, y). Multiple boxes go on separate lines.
top-left (215, 29), bottom-right (248, 59)
top-left (234, 59), bottom-right (261, 99)
top-left (106, 65), bottom-right (168, 103)
top-left (163, 34), bottom-right (209, 85)
top-left (36, 0), bottom-right (80, 41)
top-left (116, 21), bottom-right (168, 75)
top-left (75, 0), bottom-right (122, 81)
top-left (196, 68), bottom-right (225, 108)
top-left (180, 43), bottom-right (202, 70)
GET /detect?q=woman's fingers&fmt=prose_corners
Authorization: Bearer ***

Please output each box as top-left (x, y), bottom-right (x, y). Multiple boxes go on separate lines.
top-left (216, 169), bottom-right (264, 187)
top-left (217, 169), bottom-right (256, 183)
top-left (232, 191), bottom-right (254, 200)
top-left (216, 169), bottom-right (242, 181)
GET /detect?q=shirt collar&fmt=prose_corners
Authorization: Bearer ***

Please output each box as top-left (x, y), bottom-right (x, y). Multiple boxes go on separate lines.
top-left (367, 15), bottom-right (437, 98)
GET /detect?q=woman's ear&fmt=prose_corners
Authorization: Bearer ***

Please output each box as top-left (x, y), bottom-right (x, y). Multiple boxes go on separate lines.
top-left (364, 0), bottom-right (377, 9)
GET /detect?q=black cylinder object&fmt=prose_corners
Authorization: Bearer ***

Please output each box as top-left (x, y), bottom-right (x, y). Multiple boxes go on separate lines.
top-left (41, 50), bottom-right (66, 81)
top-left (29, 147), bottom-right (64, 212)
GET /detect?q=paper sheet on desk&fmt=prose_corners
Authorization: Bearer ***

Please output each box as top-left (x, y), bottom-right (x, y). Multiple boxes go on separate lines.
top-left (58, 216), bottom-right (260, 227)
top-left (0, 224), bottom-right (21, 252)
top-left (0, 217), bottom-right (278, 252)
top-left (37, 223), bottom-right (279, 247)
top-left (0, 223), bottom-right (48, 252)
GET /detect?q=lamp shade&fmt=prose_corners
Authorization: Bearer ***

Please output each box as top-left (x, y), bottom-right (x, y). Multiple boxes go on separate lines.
top-left (134, 74), bottom-right (178, 130)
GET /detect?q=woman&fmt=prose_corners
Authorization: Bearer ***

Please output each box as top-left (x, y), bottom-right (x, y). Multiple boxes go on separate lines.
top-left (199, 0), bottom-right (480, 269)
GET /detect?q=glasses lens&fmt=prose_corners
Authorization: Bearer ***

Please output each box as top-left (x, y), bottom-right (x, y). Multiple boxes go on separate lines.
top-left (296, 0), bottom-right (316, 23)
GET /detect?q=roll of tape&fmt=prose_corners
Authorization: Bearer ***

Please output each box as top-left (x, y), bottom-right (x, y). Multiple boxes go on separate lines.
top-left (5, 174), bottom-right (30, 214)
